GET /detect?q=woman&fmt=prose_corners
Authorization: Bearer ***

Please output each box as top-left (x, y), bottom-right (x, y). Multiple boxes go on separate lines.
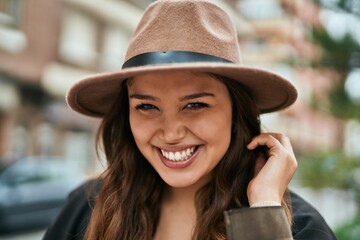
top-left (44, 0), bottom-right (336, 239)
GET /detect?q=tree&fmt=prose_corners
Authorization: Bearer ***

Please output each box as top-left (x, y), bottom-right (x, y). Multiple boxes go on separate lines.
top-left (299, 1), bottom-right (360, 239)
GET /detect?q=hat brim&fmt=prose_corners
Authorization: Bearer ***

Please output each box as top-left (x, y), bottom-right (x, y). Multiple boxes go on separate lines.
top-left (66, 62), bottom-right (297, 117)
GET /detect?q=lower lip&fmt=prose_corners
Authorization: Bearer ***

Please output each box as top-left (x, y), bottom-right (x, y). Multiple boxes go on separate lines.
top-left (157, 147), bottom-right (201, 169)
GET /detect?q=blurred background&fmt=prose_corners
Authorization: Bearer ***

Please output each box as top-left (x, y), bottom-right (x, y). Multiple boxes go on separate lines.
top-left (0, 0), bottom-right (359, 239)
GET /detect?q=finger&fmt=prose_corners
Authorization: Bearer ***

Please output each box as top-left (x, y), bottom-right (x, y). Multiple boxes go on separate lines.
top-left (267, 133), bottom-right (293, 150)
top-left (266, 133), bottom-right (295, 158)
top-left (248, 133), bottom-right (297, 171)
top-left (247, 134), bottom-right (281, 150)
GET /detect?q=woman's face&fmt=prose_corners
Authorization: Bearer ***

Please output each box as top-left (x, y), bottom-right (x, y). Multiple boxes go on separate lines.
top-left (128, 71), bottom-right (232, 188)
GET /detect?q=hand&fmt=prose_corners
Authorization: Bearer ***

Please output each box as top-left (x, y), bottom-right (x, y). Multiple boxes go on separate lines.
top-left (246, 133), bottom-right (298, 206)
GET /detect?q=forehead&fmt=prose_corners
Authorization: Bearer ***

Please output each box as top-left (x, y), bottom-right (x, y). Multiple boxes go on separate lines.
top-left (127, 71), bottom-right (227, 93)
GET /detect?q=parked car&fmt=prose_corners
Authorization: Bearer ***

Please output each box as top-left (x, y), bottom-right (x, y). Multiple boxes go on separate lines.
top-left (0, 156), bottom-right (86, 233)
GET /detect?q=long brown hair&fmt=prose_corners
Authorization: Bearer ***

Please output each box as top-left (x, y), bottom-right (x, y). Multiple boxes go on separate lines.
top-left (84, 75), bottom-right (292, 240)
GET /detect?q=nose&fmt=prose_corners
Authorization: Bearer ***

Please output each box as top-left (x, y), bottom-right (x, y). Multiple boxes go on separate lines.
top-left (158, 113), bottom-right (186, 143)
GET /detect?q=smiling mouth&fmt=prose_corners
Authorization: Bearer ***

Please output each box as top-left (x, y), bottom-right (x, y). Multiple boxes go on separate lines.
top-left (159, 146), bottom-right (199, 162)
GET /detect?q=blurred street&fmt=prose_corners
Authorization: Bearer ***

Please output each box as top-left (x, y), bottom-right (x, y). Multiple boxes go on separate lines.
top-left (0, 0), bottom-right (359, 239)
top-left (0, 230), bottom-right (45, 240)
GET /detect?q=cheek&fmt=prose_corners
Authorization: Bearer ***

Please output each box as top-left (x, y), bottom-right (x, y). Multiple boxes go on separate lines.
top-left (129, 112), bottom-right (154, 146)
top-left (190, 112), bottom-right (232, 144)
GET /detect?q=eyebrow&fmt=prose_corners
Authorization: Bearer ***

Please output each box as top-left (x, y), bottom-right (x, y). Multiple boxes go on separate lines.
top-left (129, 92), bottom-right (215, 101)
top-left (129, 94), bottom-right (160, 101)
top-left (179, 92), bottom-right (215, 101)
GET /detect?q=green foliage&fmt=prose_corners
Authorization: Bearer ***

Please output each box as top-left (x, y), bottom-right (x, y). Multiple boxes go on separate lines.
top-left (335, 213), bottom-right (360, 240)
top-left (299, 2), bottom-right (360, 238)
top-left (308, 15), bottom-right (360, 120)
top-left (298, 151), bottom-right (360, 190)
top-left (336, 0), bottom-right (360, 16)
top-left (310, 27), bottom-right (360, 72)
top-left (329, 83), bottom-right (360, 121)
top-left (314, 0), bottom-right (360, 17)
top-left (299, 151), bottom-right (360, 238)
top-left (310, 0), bottom-right (360, 71)
top-left (308, 4), bottom-right (360, 120)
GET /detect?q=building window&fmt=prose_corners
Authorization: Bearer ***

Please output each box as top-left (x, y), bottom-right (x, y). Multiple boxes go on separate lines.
top-left (0, 0), bottom-right (26, 53)
top-left (59, 9), bottom-right (98, 69)
top-left (0, 0), bottom-right (22, 27)
top-left (101, 25), bottom-right (130, 71)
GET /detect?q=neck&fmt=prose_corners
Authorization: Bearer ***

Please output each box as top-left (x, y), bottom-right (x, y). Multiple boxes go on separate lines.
top-left (154, 177), bottom-right (212, 240)
top-left (162, 175), bottom-right (211, 206)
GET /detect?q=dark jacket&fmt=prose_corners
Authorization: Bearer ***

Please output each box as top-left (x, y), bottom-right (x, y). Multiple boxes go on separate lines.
top-left (43, 180), bottom-right (337, 240)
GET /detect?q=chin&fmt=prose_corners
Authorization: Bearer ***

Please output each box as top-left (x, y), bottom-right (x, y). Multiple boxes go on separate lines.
top-left (161, 173), bottom-right (210, 189)
top-left (163, 179), bottom-right (197, 188)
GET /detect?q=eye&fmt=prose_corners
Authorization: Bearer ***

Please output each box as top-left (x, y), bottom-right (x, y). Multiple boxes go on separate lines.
top-left (135, 103), bottom-right (159, 111)
top-left (183, 102), bottom-right (209, 110)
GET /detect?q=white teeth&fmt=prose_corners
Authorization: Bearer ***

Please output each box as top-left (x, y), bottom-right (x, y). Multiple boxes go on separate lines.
top-left (175, 152), bottom-right (181, 161)
top-left (160, 146), bottom-right (197, 162)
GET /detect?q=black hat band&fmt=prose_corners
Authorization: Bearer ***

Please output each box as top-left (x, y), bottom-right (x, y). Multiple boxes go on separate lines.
top-left (122, 51), bottom-right (232, 69)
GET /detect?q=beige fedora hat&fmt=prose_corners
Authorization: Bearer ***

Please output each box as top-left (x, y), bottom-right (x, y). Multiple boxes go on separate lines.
top-left (67, 0), bottom-right (297, 117)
